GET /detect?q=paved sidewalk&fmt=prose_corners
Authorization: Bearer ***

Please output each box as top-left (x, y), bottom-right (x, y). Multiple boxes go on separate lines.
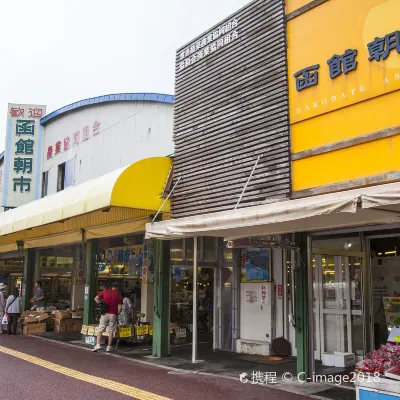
top-left (31, 332), bottom-right (356, 400)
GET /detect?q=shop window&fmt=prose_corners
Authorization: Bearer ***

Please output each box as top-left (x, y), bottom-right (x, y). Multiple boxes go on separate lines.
top-left (57, 159), bottom-right (74, 192)
top-left (57, 163), bottom-right (65, 192)
top-left (41, 171), bottom-right (48, 198)
top-left (170, 239), bottom-right (184, 261)
top-left (203, 237), bottom-right (217, 262)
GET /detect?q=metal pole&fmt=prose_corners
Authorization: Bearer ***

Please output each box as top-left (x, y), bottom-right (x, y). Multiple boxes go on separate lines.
top-left (235, 156), bottom-right (260, 210)
top-left (192, 236), bottom-right (198, 363)
top-left (152, 176), bottom-right (181, 223)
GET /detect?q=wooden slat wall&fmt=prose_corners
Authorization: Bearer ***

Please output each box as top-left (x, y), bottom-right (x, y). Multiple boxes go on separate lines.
top-left (172, 0), bottom-right (290, 218)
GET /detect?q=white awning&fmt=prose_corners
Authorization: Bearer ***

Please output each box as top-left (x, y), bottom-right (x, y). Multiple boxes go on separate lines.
top-left (145, 181), bottom-right (400, 240)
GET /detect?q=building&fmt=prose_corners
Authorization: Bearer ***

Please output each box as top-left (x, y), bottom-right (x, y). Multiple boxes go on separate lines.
top-left (0, 93), bottom-right (174, 326)
top-left (147, 0), bottom-right (400, 379)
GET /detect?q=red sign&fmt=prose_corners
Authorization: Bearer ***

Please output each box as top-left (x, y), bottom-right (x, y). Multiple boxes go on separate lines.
top-left (55, 141), bottom-right (62, 155)
top-left (28, 108), bottom-right (43, 118)
top-left (278, 284), bottom-right (283, 299)
top-left (47, 145), bottom-right (53, 160)
top-left (10, 107), bottom-right (24, 117)
top-left (64, 136), bottom-right (70, 151)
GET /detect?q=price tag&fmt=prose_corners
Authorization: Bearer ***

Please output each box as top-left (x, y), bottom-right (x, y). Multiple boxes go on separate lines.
top-left (136, 325), bottom-right (149, 336)
top-left (87, 326), bottom-right (96, 336)
top-left (176, 328), bottom-right (187, 338)
top-left (119, 327), bottom-right (132, 338)
top-left (81, 325), bottom-right (88, 335)
top-left (85, 336), bottom-right (96, 345)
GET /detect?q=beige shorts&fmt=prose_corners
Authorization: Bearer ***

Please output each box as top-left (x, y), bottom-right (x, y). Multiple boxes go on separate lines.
top-left (98, 313), bottom-right (118, 333)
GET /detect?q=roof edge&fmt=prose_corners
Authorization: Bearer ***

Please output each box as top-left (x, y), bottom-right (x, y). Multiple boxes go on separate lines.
top-left (40, 92), bottom-right (175, 125)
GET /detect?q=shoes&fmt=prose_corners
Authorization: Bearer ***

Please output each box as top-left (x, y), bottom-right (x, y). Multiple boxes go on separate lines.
top-left (92, 344), bottom-right (101, 352)
top-left (106, 346), bottom-right (112, 352)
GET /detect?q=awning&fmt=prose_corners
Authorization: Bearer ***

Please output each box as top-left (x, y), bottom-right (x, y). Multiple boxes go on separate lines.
top-left (145, 181), bottom-right (400, 240)
top-left (0, 157), bottom-right (172, 249)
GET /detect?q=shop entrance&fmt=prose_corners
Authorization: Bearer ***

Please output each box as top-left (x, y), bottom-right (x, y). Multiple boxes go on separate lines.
top-left (312, 252), bottom-right (364, 361)
top-left (368, 235), bottom-right (400, 349)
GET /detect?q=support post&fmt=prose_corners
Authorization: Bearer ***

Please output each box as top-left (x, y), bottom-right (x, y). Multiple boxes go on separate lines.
top-left (295, 232), bottom-right (310, 380)
top-left (83, 239), bottom-right (97, 326)
top-left (22, 249), bottom-right (35, 311)
top-left (152, 240), bottom-right (170, 357)
top-left (192, 237), bottom-right (198, 363)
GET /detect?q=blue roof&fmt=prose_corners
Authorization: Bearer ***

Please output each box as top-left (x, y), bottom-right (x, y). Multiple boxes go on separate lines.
top-left (40, 92), bottom-right (175, 125)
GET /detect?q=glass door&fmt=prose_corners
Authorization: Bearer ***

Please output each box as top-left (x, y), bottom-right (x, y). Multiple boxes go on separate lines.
top-left (313, 254), bottom-right (363, 359)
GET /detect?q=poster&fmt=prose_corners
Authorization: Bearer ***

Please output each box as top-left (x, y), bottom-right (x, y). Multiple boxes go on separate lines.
top-left (245, 290), bottom-right (258, 304)
top-left (383, 297), bottom-right (400, 327)
top-left (75, 245), bottom-right (85, 285)
top-left (241, 248), bottom-right (271, 282)
top-left (99, 245), bottom-right (143, 277)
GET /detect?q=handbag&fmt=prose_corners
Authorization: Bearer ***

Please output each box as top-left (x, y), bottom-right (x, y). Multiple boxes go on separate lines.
top-left (95, 301), bottom-right (107, 317)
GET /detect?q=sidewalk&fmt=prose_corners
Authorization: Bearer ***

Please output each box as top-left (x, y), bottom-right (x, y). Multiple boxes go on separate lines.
top-left (32, 332), bottom-right (356, 400)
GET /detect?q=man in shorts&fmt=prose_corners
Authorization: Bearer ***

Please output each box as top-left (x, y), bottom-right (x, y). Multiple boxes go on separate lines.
top-left (92, 282), bottom-right (122, 352)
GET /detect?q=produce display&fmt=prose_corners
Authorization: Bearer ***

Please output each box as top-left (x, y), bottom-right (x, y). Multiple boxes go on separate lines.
top-left (356, 343), bottom-right (400, 375)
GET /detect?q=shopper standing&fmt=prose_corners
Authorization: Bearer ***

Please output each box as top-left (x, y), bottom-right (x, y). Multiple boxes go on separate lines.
top-left (6, 288), bottom-right (22, 335)
top-left (92, 282), bottom-right (122, 352)
top-left (118, 292), bottom-right (133, 326)
top-left (0, 283), bottom-right (6, 334)
top-left (30, 281), bottom-right (45, 310)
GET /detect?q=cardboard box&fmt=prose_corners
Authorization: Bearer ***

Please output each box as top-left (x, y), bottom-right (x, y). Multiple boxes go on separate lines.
top-left (334, 352), bottom-right (355, 368)
top-left (54, 311), bottom-right (72, 320)
top-left (322, 353), bottom-right (335, 366)
top-left (54, 319), bottom-right (70, 326)
top-left (23, 317), bottom-right (38, 324)
top-left (37, 313), bottom-right (49, 322)
top-left (23, 323), bottom-right (46, 334)
top-left (54, 325), bottom-right (68, 333)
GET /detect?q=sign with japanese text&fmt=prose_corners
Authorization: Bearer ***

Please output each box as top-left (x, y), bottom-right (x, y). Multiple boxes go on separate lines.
top-left (2, 103), bottom-right (46, 208)
top-left (46, 119), bottom-right (100, 161)
top-left (98, 245), bottom-right (143, 277)
top-left (240, 248), bottom-right (271, 283)
top-left (288, 0), bottom-right (400, 123)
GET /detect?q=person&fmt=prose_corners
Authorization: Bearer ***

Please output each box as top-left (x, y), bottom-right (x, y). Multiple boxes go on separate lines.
top-left (0, 283), bottom-right (6, 333)
top-left (92, 282), bottom-right (122, 352)
top-left (30, 281), bottom-right (45, 310)
top-left (5, 288), bottom-right (22, 335)
top-left (118, 292), bottom-right (133, 326)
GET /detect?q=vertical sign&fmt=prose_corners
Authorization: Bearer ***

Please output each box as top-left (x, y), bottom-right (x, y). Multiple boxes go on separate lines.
top-left (2, 104), bottom-right (46, 208)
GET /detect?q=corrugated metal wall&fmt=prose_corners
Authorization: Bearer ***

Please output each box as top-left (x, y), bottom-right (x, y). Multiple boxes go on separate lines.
top-left (172, 0), bottom-right (290, 218)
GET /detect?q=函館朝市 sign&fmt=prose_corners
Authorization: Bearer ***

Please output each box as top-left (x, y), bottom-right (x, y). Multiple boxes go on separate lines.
top-left (2, 103), bottom-right (46, 207)
top-left (288, 0), bottom-right (400, 123)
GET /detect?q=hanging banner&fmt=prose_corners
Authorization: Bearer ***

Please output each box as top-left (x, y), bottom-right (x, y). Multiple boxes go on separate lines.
top-left (240, 248), bottom-right (271, 282)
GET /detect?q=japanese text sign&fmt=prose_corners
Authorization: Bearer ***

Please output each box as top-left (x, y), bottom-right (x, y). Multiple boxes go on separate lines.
top-left (288, 0), bottom-right (400, 123)
top-left (2, 103), bottom-right (46, 208)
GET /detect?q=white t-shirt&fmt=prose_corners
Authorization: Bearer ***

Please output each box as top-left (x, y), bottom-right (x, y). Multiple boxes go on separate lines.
top-left (6, 295), bottom-right (22, 314)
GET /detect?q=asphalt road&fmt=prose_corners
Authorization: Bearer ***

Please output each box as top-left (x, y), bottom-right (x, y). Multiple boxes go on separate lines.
top-left (0, 334), bottom-right (313, 400)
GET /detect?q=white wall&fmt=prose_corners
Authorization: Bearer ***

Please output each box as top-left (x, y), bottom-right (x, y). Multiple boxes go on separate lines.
top-left (42, 100), bottom-right (174, 195)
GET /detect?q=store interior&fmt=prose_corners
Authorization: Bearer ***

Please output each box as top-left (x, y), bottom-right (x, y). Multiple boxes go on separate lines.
top-left (370, 236), bottom-right (400, 349)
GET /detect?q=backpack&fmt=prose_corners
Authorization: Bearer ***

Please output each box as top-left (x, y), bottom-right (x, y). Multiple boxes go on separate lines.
top-left (95, 301), bottom-right (107, 317)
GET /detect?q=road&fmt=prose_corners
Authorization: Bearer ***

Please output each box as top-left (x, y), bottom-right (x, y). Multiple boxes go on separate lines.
top-left (0, 334), bottom-right (313, 400)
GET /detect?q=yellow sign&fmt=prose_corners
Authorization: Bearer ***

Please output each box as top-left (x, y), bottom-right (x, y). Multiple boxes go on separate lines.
top-left (119, 327), bottom-right (132, 338)
top-left (87, 326), bottom-right (96, 336)
top-left (394, 336), bottom-right (400, 343)
top-left (81, 325), bottom-right (88, 335)
top-left (289, 0), bottom-right (400, 124)
top-left (135, 325), bottom-right (149, 336)
top-left (148, 325), bottom-right (173, 336)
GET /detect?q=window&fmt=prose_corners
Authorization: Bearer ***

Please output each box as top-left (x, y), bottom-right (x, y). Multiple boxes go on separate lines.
top-left (57, 159), bottom-right (74, 192)
top-left (41, 171), bottom-right (48, 197)
top-left (57, 163), bottom-right (65, 192)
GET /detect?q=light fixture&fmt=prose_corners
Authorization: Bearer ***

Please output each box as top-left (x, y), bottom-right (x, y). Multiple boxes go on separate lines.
top-left (345, 241), bottom-right (352, 249)
top-left (385, 250), bottom-right (396, 255)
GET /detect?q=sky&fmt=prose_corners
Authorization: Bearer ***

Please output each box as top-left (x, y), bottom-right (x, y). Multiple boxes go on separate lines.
top-left (0, 0), bottom-right (250, 152)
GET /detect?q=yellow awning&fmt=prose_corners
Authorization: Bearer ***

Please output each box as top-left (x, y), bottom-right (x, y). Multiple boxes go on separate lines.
top-left (0, 157), bottom-right (172, 246)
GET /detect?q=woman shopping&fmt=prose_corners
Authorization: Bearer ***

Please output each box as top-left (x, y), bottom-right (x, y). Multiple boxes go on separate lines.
top-left (6, 288), bottom-right (22, 335)
top-left (118, 292), bottom-right (133, 326)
